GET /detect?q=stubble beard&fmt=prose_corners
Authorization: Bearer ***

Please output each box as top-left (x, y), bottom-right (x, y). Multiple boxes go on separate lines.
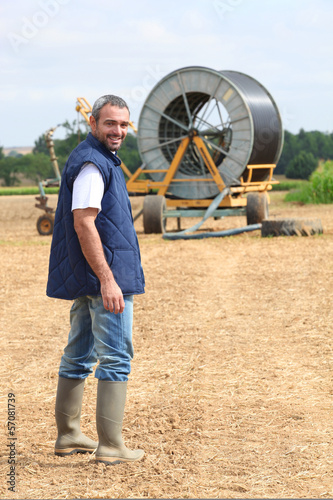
top-left (95, 128), bottom-right (124, 153)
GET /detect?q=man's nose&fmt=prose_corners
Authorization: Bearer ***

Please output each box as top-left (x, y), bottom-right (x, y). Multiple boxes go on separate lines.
top-left (112, 124), bottom-right (122, 135)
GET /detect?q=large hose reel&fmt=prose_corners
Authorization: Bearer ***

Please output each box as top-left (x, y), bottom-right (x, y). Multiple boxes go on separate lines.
top-left (137, 66), bottom-right (283, 200)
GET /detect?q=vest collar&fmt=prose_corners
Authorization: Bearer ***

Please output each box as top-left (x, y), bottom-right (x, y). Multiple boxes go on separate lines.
top-left (86, 132), bottom-right (122, 167)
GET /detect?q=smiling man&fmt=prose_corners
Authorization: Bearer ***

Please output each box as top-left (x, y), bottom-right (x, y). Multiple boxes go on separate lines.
top-left (46, 95), bottom-right (145, 465)
top-left (91, 101), bottom-right (129, 152)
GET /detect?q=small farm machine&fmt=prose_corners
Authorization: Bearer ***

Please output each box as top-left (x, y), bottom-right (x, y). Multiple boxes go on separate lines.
top-left (35, 126), bottom-right (61, 235)
top-left (35, 66), bottom-right (283, 236)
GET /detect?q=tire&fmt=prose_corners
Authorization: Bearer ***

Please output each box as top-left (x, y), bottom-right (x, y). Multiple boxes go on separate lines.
top-left (261, 218), bottom-right (323, 237)
top-left (37, 214), bottom-right (54, 236)
top-left (143, 195), bottom-right (166, 234)
top-left (246, 192), bottom-right (269, 225)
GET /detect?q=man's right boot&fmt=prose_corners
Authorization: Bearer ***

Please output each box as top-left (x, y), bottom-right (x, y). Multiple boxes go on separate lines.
top-left (55, 376), bottom-right (98, 456)
top-left (95, 380), bottom-right (144, 465)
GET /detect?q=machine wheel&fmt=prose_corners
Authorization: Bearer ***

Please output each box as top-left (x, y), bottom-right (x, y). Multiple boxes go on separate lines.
top-left (37, 214), bottom-right (54, 236)
top-left (246, 192), bottom-right (268, 225)
top-left (143, 195), bottom-right (166, 234)
top-left (261, 218), bottom-right (323, 237)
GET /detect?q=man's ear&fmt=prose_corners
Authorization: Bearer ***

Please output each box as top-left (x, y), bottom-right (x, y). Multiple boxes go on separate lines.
top-left (89, 115), bottom-right (96, 134)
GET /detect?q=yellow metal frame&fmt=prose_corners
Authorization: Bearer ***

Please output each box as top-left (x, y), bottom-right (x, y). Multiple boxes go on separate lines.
top-left (127, 134), bottom-right (277, 208)
top-left (76, 97), bottom-right (277, 209)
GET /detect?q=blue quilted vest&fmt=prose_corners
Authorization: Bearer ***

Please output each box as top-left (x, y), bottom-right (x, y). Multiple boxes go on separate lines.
top-left (46, 132), bottom-right (145, 300)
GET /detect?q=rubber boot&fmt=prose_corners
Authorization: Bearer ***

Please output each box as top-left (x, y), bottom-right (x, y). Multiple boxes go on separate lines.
top-left (55, 376), bottom-right (98, 456)
top-left (95, 380), bottom-right (144, 465)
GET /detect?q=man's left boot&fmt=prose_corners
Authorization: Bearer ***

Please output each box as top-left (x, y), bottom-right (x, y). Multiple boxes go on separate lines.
top-left (95, 380), bottom-right (144, 465)
top-left (55, 376), bottom-right (98, 456)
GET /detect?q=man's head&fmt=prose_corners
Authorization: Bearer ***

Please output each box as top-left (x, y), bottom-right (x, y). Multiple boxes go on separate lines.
top-left (90, 95), bottom-right (130, 152)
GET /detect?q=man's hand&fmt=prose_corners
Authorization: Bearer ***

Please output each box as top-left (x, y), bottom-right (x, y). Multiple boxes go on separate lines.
top-left (100, 278), bottom-right (125, 314)
top-left (73, 207), bottom-right (124, 314)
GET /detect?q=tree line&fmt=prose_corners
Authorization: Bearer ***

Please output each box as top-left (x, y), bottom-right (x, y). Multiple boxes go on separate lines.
top-left (276, 129), bottom-right (333, 179)
top-left (0, 125), bottom-right (332, 186)
top-left (0, 120), bottom-right (142, 187)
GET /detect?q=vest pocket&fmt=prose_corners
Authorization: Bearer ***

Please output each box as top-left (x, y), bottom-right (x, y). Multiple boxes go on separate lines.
top-left (110, 249), bottom-right (140, 292)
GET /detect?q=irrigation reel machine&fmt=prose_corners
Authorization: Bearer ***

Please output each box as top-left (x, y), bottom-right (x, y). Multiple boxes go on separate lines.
top-left (36, 66), bottom-right (284, 237)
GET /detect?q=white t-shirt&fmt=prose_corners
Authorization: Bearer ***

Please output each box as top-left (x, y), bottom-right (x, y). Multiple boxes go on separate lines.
top-left (71, 162), bottom-right (104, 212)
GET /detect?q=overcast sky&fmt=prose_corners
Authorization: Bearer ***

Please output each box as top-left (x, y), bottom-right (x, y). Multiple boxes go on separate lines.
top-left (1, 0), bottom-right (332, 147)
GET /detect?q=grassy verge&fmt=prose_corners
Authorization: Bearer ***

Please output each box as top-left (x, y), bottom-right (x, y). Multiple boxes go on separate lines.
top-left (271, 174), bottom-right (309, 191)
top-left (0, 186), bottom-right (59, 196)
top-left (0, 178), bottom-right (303, 196)
top-left (1, 165), bottom-right (331, 205)
top-left (284, 161), bottom-right (333, 204)
top-left (271, 179), bottom-right (308, 191)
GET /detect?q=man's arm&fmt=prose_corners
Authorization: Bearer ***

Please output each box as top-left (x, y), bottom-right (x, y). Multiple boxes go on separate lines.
top-left (73, 207), bottom-right (125, 314)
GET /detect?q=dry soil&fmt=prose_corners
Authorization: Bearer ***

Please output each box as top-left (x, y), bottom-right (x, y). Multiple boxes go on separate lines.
top-left (0, 193), bottom-right (333, 499)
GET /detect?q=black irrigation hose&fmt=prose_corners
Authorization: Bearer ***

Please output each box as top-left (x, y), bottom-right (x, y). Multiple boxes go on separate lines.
top-left (220, 71), bottom-right (283, 178)
top-left (157, 69), bottom-right (283, 183)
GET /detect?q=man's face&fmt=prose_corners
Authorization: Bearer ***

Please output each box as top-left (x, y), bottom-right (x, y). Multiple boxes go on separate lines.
top-left (90, 104), bottom-right (129, 152)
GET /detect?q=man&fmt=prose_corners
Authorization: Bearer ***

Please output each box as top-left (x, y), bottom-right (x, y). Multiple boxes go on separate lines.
top-left (46, 95), bottom-right (145, 465)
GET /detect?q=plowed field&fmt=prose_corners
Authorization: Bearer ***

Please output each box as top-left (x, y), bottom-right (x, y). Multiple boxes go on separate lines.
top-left (1, 193), bottom-right (332, 499)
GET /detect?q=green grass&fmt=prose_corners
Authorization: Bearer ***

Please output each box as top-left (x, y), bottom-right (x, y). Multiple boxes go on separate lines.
top-left (0, 239), bottom-right (51, 246)
top-left (0, 186), bottom-right (59, 196)
top-left (271, 179), bottom-right (308, 191)
top-left (284, 185), bottom-right (312, 204)
top-left (0, 178), bottom-right (305, 195)
top-left (284, 161), bottom-right (333, 204)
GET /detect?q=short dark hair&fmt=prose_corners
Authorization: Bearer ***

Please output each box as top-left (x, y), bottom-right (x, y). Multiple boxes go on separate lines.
top-left (92, 95), bottom-right (130, 122)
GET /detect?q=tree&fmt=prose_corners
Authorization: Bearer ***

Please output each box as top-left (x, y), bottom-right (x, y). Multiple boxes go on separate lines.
top-left (285, 151), bottom-right (318, 180)
top-left (20, 153), bottom-right (54, 183)
top-left (33, 134), bottom-right (49, 155)
top-left (32, 120), bottom-right (89, 176)
top-left (119, 132), bottom-right (142, 175)
top-left (276, 130), bottom-right (300, 174)
top-left (276, 129), bottom-right (333, 175)
top-left (0, 152), bottom-right (54, 186)
top-left (8, 150), bottom-right (23, 158)
top-left (55, 120), bottom-right (89, 159)
top-left (0, 156), bottom-right (21, 186)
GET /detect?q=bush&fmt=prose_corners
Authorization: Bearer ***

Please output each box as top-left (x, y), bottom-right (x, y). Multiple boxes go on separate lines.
top-left (285, 161), bottom-right (333, 204)
top-left (310, 161), bottom-right (333, 203)
top-left (285, 151), bottom-right (318, 180)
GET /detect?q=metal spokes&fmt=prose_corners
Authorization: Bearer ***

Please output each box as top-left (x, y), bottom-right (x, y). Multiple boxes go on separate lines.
top-left (137, 66), bottom-right (283, 199)
top-left (157, 92), bottom-right (233, 176)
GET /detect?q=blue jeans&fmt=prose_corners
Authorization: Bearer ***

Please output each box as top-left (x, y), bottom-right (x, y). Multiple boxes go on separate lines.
top-left (59, 295), bottom-right (134, 382)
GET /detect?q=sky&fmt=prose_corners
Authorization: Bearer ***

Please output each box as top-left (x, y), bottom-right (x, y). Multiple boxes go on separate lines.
top-left (1, 0), bottom-right (332, 148)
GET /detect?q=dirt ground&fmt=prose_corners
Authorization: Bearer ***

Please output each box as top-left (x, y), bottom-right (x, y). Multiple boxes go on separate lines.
top-left (1, 192), bottom-right (333, 499)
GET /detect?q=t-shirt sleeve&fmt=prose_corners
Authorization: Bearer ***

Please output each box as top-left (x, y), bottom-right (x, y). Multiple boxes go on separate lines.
top-left (71, 162), bottom-right (104, 212)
